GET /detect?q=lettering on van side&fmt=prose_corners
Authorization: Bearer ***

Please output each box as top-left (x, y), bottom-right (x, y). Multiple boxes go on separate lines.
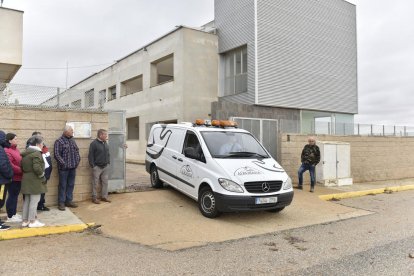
top-left (180, 165), bottom-right (193, 178)
top-left (146, 126), bottom-right (172, 160)
top-left (252, 160), bottom-right (285, 173)
top-left (234, 166), bottom-right (263, 176)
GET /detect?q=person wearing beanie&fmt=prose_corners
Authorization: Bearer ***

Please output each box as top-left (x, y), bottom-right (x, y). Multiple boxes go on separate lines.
top-left (4, 133), bottom-right (23, 223)
top-left (0, 130), bottom-right (13, 231)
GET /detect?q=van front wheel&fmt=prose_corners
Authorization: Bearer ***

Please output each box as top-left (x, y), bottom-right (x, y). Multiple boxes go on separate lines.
top-left (150, 166), bottom-right (163, 188)
top-left (198, 187), bottom-right (221, 218)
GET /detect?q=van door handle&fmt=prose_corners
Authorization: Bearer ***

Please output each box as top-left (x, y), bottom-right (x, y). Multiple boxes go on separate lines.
top-left (172, 156), bottom-right (177, 160)
top-left (177, 158), bottom-right (183, 162)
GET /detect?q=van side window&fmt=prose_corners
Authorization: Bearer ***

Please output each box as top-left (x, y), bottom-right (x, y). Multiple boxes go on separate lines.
top-left (182, 131), bottom-right (205, 162)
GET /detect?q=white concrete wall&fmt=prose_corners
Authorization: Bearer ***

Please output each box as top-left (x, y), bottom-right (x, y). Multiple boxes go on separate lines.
top-left (0, 7), bottom-right (23, 82)
top-left (52, 27), bottom-right (218, 162)
top-left (0, 8), bottom-right (23, 65)
top-left (182, 28), bottom-right (219, 123)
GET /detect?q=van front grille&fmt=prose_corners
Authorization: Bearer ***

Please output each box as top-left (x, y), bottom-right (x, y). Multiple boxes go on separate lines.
top-left (244, 181), bottom-right (283, 193)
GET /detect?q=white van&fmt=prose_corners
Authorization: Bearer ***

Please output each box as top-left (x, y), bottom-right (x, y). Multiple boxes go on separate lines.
top-left (145, 120), bottom-right (294, 218)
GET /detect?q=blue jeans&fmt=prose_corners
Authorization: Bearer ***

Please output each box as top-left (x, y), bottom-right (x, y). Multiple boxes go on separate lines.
top-left (298, 163), bottom-right (316, 187)
top-left (6, 181), bottom-right (21, 218)
top-left (58, 169), bottom-right (76, 204)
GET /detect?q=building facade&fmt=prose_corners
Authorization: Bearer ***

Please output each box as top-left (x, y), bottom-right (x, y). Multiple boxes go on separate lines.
top-left (51, 27), bottom-right (218, 162)
top-left (48, 0), bottom-right (357, 162)
top-left (214, 0), bottom-right (357, 135)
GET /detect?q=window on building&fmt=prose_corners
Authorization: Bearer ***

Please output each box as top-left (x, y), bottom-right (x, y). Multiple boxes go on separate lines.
top-left (151, 54), bottom-right (174, 87)
top-left (71, 99), bottom-right (82, 109)
top-left (127, 116), bottom-right (140, 140)
top-left (84, 89), bottom-right (94, 108)
top-left (108, 86), bottom-right (117, 101)
top-left (121, 75), bottom-right (143, 97)
top-left (98, 90), bottom-right (106, 108)
top-left (223, 46), bottom-right (247, 96)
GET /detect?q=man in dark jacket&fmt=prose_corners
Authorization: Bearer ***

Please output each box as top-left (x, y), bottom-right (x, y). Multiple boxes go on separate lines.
top-left (26, 131), bottom-right (53, 211)
top-left (0, 130), bottom-right (13, 230)
top-left (88, 129), bottom-right (111, 204)
top-left (54, 125), bottom-right (80, 211)
top-left (297, 137), bottom-right (320, 192)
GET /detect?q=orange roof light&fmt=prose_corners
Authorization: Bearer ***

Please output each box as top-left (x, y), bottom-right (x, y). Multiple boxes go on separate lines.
top-left (211, 120), bottom-right (221, 127)
top-left (195, 119), bottom-right (205, 126)
top-left (220, 120), bottom-right (238, 128)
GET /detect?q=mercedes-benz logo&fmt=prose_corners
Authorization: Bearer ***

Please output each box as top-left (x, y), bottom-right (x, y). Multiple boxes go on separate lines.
top-left (262, 182), bottom-right (270, 192)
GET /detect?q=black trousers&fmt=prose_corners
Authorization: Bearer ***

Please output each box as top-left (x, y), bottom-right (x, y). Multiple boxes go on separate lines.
top-left (37, 193), bottom-right (46, 208)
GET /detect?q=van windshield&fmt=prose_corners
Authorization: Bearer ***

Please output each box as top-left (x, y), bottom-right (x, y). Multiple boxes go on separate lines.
top-left (200, 131), bottom-right (269, 159)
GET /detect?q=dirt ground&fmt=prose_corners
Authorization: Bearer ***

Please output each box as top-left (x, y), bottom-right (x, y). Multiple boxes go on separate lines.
top-left (1, 191), bottom-right (413, 275)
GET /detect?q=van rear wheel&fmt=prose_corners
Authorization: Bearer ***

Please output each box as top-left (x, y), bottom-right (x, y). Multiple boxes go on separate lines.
top-left (150, 165), bottom-right (163, 188)
top-left (198, 187), bottom-right (221, 218)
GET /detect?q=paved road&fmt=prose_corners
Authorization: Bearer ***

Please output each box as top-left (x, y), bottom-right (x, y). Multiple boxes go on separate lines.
top-left (1, 191), bottom-right (413, 275)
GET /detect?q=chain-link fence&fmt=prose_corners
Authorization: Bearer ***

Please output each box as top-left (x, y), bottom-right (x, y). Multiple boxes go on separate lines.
top-left (0, 82), bottom-right (104, 111)
top-left (3, 82), bottom-right (414, 137)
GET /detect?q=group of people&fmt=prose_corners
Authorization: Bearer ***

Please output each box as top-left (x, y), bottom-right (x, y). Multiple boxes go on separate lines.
top-left (0, 131), bottom-right (51, 230)
top-left (0, 126), bottom-right (112, 230)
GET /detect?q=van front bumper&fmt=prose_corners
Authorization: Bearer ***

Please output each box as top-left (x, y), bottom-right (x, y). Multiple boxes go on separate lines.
top-left (214, 191), bottom-right (294, 212)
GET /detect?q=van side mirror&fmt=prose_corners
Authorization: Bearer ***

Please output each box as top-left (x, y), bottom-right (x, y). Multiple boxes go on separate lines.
top-left (184, 147), bottom-right (200, 160)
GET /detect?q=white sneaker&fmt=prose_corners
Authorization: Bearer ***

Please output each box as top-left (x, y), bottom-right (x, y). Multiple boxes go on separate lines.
top-left (15, 214), bottom-right (22, 219)
top-left (22, 221), bottom-right (29, 227)
top-left (6, 215), bottom-right (23, 223)
top-left (28, 220), bottom-right (45, 228)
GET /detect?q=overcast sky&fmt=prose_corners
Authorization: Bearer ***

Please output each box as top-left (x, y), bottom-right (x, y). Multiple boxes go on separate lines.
top-left (5, 0), bottom-right (414, 125)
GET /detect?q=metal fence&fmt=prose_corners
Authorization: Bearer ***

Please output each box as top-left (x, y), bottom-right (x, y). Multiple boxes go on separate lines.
top-left (0, 82), bottom-right (103, 111)
top-left (292, 120), bottom-right (414, 137)
top-left (312, 121), bottom-right (414, 137)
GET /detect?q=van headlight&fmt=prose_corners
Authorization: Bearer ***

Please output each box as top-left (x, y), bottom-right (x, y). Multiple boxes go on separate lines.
top-left (218, 178), bottom-right (244, 193)
top-left (283, 177), bottom-right (292, 190)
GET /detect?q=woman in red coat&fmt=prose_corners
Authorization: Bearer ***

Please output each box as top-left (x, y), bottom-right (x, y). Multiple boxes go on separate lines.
top-left (4, 133), bottom-right (23, 223)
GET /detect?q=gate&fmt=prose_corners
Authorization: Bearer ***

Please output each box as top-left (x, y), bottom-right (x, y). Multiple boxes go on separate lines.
top-left (231, 117), bottom-right (278, 158)
top-left (108, 111), bottom-right (126, 192)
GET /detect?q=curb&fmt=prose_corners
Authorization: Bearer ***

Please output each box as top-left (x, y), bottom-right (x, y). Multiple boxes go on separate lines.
top-left (319, 185), bottom-right (414, 201)
top-left (0, 223), bottom-right (95, 241)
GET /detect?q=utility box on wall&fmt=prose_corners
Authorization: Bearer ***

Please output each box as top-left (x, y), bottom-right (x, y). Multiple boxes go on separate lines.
top-left (316, 141), bottom-right (353, 186)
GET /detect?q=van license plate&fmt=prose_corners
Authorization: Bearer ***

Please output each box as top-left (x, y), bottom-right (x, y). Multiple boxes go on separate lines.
top-left (255, 197), bottom-right (278, 205)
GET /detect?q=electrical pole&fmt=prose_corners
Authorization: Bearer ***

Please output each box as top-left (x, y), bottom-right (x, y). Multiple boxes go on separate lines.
top-left (65, 60), bottom-right (69, 90)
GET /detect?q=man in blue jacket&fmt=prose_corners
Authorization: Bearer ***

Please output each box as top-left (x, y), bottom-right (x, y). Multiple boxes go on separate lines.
top-left (0, 130), bottom-right (13, 231)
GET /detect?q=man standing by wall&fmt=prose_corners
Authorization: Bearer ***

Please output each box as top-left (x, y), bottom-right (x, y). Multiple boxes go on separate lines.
top-left (88, 129), bottom-right (111, 204)
top-left (54, 125), bottom-right (80, 211)
top-left (297, 137), bottom-right (320, 192)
